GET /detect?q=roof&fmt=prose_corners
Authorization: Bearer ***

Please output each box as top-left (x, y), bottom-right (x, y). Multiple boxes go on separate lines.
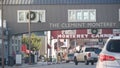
top-left (109, 36), bottom-right (120, 40)
top-left (1, 0), bottom-right (120, 5)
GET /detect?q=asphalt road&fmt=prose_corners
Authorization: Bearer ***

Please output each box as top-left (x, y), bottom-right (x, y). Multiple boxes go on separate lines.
top-left (0, 62), bottom-right (96, 68)
top-left (28, 62), bottom-right (96, 68)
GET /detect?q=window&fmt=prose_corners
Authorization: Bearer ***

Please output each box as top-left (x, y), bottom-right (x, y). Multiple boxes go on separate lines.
top-left (0, 9), bottom-right (2, 19)
top-left (85, 48), bottom-right (98, 52)
top-left (68, 9), bottom-right (96, 22)
top-left (15, 39), bottom-right (17, 44)
top-left (18, 40), bottom-right (20, 45)
top-left (17, 10), bottom-right (46, 23)
top-left (107, 40), bottom-right (120, 53)
top-left (11, 39), bottom-right (14, 44)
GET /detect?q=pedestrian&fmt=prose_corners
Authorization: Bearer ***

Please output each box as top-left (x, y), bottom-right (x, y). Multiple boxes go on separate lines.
top-left (57, 53), bottom-right (61, 63)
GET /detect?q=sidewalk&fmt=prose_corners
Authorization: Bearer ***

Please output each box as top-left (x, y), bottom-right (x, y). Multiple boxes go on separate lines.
top-left (0, 62), bottom-right (53, 68)
top-left (0, 61), bottom-right (66, 68)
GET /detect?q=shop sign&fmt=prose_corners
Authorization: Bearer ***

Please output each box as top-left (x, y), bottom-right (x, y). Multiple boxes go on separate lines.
top-left (57, 34), bottom-right (117, 39)
top-left (49, 22), bottom-right (118, 29)
top-left (113, 29), bottom-right (120, 34)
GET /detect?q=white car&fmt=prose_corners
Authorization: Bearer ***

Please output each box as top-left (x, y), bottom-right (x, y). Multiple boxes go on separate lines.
top-left (74, 46), bottom-right (99, 65)
top-left (96, 36), bottom-right (120, 68)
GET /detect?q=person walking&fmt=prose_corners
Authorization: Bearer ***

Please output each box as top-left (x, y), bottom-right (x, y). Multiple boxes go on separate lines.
top-left (57, 53), bottom-right (61, 63)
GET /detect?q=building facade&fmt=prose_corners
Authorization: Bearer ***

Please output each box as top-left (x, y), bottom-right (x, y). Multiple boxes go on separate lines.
top-left (0, 0), bottom-right (120, 63)
top-left (0, 0), bottom-right (120, 34)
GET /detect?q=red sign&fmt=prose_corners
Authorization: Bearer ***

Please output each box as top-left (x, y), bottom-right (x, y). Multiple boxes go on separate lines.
top-left (21, 44), bottom-right (27, 52)
top-left (57, 34), bottom-right (116, 39)
top-left (51, 29), bottom-right (115, 39)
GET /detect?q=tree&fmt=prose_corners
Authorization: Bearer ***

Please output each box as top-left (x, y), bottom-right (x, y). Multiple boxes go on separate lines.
top-left (22, 33), bottom-right (41, 51)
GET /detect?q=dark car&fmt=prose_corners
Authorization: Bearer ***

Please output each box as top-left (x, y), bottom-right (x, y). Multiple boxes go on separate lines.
top-left (66, 53), bottom-right (74, 63)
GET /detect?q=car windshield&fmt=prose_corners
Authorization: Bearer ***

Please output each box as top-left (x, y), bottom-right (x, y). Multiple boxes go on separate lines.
top-left (107, 40), bottom-right (120, 53)
top-left (68, 54), bottom-right (74, 57)
top-left (85, 47), bottom-right (101, 54)
top-left (85, 47), bottom-right (98, 52)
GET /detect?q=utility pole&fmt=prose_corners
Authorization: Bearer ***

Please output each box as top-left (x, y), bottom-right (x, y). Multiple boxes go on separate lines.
top-left (50, 31), bottom-right (52, 62)
top-left (1, 0), bottom-right (5, 68)
top-left (28, 10), bottom-right (31, 64)
top-left (27, 10), bottom-right (41, 64)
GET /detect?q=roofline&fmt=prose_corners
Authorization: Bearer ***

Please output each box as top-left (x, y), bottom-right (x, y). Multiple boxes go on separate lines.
top-left (1, 0), bottom-right (120, 5)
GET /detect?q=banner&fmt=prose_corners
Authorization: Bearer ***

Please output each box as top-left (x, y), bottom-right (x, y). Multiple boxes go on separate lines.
top-left (51, 29), bottom-right (119, 39)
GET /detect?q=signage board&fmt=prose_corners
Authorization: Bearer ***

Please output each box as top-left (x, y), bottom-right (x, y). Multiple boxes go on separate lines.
top-left (49, 22), bottom-right (118, 29)
top-left (113, 29), bottom-right (120, 34)
top-left (57, 34), bottom-right (115, 39)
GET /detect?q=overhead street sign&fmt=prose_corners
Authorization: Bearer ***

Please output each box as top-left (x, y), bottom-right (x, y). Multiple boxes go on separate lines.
top-left (10, 22), bottom-right (120, 34)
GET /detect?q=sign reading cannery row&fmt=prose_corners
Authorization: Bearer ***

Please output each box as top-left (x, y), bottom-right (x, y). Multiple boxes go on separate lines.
top-left (51, 29), bottom-right (120, 39)
top-left (57, 34), bottom-right (119, 39)
top-left (49, 22), bottom-right (119, 29)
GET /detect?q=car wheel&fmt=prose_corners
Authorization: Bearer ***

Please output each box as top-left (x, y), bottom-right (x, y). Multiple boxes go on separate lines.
top-left (85, 59), bottom-right (89, 65)
top-left (91, 61), bottom-right (94, 65)
top-left (74, 57), bottom-right (78, 65)
top-left (66, 60), bottom-right (69, 63)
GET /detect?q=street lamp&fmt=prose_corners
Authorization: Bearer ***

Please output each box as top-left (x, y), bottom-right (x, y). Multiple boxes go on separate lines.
top-left (27, 10), bottom-right (41, 64)
top-left (49, 34), bottom-right (53, 62)
top-left (28, 10), bottom-right (31, 64)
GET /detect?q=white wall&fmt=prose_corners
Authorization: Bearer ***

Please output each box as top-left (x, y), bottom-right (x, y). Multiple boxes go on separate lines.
top-left (0, 10), bottom-right (7, 28)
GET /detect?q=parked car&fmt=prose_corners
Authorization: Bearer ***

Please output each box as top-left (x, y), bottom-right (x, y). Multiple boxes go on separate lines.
top-left (96, 36), bottom-right (120, 68)
top-left (74, 46), bottom-right (99, 65)
top-left (66, 53), bottom-right (74, 63)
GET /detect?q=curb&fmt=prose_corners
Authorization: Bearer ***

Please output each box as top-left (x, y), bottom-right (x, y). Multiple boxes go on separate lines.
top-left (0, 61), bottom-right (66, 68)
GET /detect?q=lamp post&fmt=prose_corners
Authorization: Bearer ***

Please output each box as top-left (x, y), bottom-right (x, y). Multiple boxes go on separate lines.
top-left (28, 10), bottom-right (31, 64)
top-left (50, 33), bottom-right (53, 62)
top-left (1, 0), bottom-right (5, 68)
top-left (28, 10), bottom-right (41, 64)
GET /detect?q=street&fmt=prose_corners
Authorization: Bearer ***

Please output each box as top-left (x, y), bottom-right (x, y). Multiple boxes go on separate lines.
top-left (28, 62), bottom-right (96, 68)
top-left (1, 62), bottom-right (96, 68)
top-left (0, 0), bottom-right (120, 68)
